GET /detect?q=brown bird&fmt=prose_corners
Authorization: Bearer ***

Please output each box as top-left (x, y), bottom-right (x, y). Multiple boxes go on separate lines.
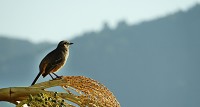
top-left (31, 40), bottom-right (73, 85)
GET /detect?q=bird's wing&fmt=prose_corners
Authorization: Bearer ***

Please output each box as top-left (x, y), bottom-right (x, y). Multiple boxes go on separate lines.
top-left (43, 57), bottom-right (63, 77)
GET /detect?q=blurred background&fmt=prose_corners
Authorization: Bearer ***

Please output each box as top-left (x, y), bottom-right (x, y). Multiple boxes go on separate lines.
top-left (0, 0), bottom-right (200, 106)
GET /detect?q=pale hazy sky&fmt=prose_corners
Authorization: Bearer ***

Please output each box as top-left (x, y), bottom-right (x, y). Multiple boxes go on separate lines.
top-left (0, 0), bottom-right (199, 43)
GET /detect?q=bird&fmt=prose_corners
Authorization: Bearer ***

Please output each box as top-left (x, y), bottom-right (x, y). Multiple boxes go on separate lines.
top-left (31, 40), bottom-right (73, 85)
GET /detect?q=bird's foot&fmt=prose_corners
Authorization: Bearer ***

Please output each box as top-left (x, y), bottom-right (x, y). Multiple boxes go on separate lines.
top-left (54, 75), bottom-right (63, 79)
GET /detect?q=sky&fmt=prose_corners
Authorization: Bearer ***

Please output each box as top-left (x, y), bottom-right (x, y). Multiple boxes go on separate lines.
top-left (0, 0), bottom-right (199, 43)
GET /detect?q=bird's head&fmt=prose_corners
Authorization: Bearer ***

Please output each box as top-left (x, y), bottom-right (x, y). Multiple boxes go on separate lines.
top-left (57, 40), bottom-right (73, 50)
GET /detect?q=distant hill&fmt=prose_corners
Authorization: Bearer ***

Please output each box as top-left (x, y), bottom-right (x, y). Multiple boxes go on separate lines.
top-left (1, 4), bottom-right (200, 107)
top-left (0, 37), bottom-right (53, 86)
top-left (69, 4), bottom-right (200, 107)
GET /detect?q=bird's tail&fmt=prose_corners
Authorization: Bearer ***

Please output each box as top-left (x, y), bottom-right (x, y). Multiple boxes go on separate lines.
top-left (31, 72), bottom-right (42, 86)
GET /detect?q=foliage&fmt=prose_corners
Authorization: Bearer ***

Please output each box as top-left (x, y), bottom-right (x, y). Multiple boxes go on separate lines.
top-left (17, 93), bottom-right (69, 107)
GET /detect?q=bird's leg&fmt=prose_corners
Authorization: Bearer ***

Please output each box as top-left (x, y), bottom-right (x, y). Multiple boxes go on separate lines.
top-left (49, 74), bottom-right (55, 80)
top-left (52, 72), bottom-right (62, 79)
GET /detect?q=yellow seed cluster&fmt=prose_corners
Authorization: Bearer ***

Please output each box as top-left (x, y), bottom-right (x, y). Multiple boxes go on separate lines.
top-left (61, 76), bottom-right (120, 107)
top-left (15, 76), bottom-right (120, 107)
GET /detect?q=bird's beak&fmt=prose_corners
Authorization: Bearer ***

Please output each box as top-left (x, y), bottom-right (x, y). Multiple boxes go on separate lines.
top-left (69, 43), bottom-right (73, 45)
